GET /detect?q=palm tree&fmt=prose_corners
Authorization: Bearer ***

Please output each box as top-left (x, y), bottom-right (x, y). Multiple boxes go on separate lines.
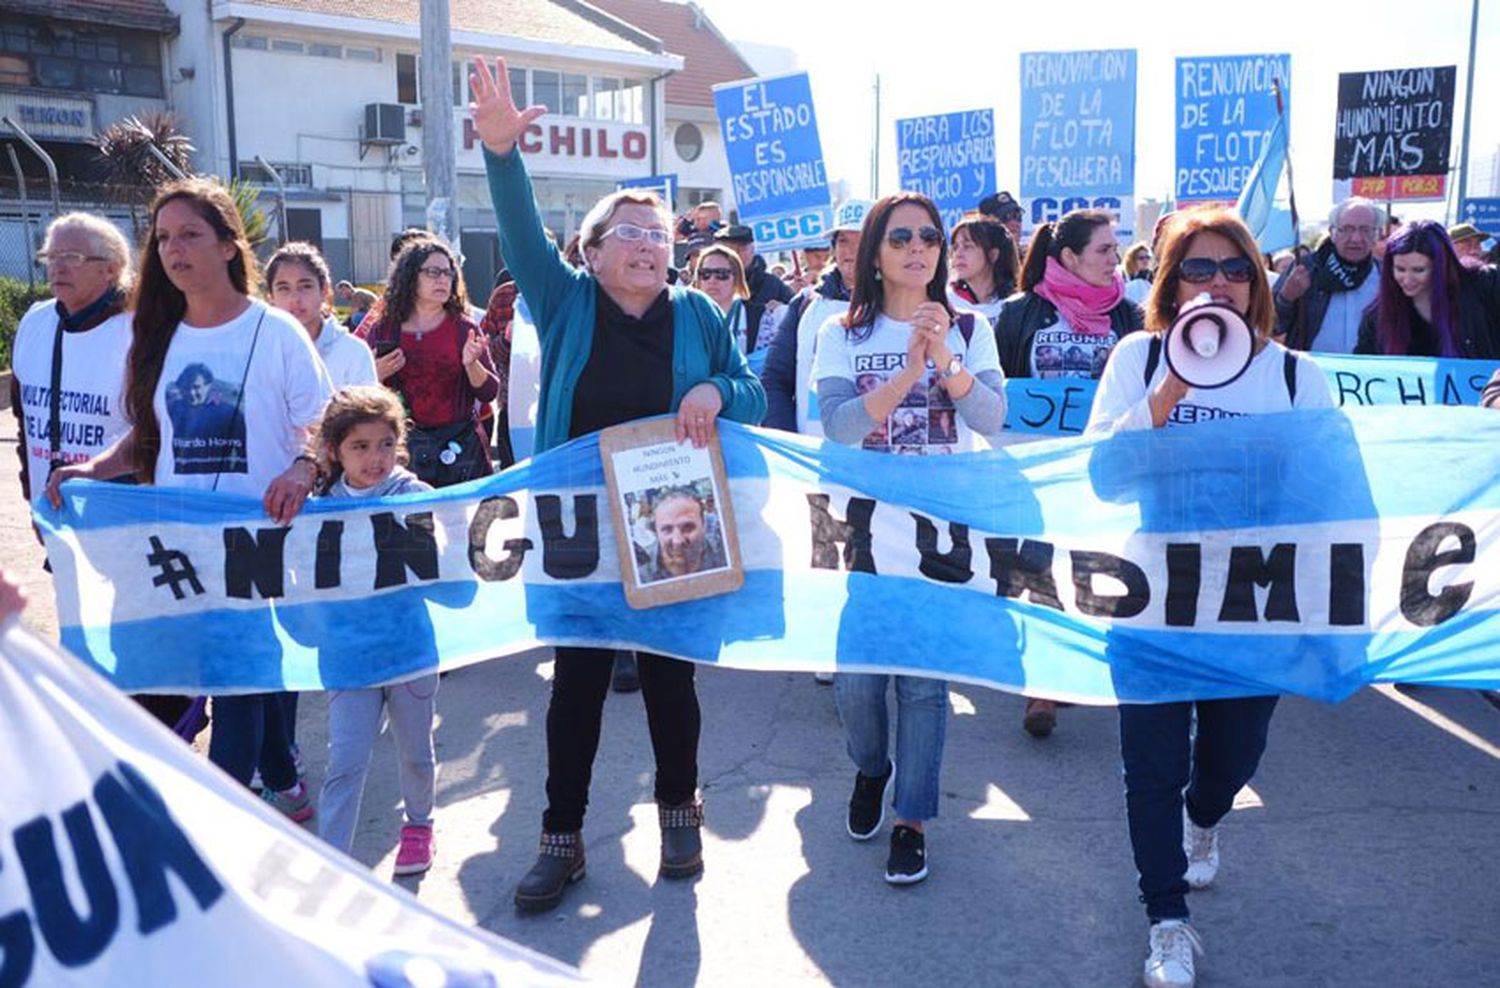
top-left (94, 111), bottom-right (195, 237)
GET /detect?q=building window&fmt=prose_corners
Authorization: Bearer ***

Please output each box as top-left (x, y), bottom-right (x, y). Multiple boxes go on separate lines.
top-left (230, 34), bottom-right (268, 50)
top-left (271, 39), bottom-right (305, 54)
top-left (592, 77), bottom-right (618, 120)
top-left (532, 70), bottom-right (559, 116)
top-left (396, 52), bottom-right (418, 104)
top-left (674, 123), bottom-right (703, 163)
top-left (345, 46), bottom-right (379, 62)
top-left (508, 66), bottom-right (527, 108)
top-left (1, 16), bottom-right (164, 97)
top-left (451, 59), bottom-right (466, 107)
top-left (309, 42), bottom-right (341, 58)
top-left (562, 72), bottom-right (588, 117)
top-left (240, 161), bottom-right (313, 187)
top-left (619, 81), bottom-right (644, 124)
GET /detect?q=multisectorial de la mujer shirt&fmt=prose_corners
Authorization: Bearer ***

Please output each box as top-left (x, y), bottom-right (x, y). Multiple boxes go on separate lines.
top-left (152, 299), bottom-right (332, 496)
top-left (1084, 330), bottom-right (1334, 437)
top-left (12, 300), bottom-right (133, 501)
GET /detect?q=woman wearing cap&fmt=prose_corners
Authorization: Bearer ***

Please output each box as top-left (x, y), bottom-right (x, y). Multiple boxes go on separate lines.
top-left (993, 208), bottom-right (1142, 738)
top-left (811, 191), bottom-right (1006, 885)
top-left (1084, 208), bottom-right (1333, 988)
top-left (470, 55), bottom-right (764, 913)
top-left (948, 213), bottom-right (1018, 323)
top-left (1355, 220), bottom-right (1500, 359)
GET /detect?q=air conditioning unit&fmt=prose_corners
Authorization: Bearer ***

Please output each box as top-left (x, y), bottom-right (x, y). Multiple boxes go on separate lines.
top-left (363, 103), bottom-right (406, 144)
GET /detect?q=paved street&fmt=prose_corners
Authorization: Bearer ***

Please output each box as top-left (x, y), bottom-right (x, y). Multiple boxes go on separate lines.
top-left (4, 433), bottom-right (1498, 987)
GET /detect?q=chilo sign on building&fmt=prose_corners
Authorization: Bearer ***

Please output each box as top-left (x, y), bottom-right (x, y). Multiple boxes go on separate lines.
top-left (461, 117), bottom-right (648, 175)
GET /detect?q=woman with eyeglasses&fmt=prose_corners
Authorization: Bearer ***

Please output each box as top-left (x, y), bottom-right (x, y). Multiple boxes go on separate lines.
top-left (469, 55), bottom-right (764, 913)
top-left (993, 208), bottom-right (1142, 737)
top-left (692, 244), bottom-right (756, 355)
top-left (1354, 219), bottom-right (1500, 359)
top-left (1084, 208), bottom-right (1333, 988)
top-left (811, 192), bottom-right (1005, 885)
top-left (947, 213), bottom-right (1018, 324)
top-left (360, 239), bottom-right (498, 487)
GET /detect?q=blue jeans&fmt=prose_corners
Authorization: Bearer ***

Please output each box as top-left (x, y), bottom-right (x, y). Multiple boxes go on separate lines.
top-left (834, 673), bottom-right (948, 822)
top-left (1118, 696), bottom-right (1280, 922)
top-left (209, 693), bottom-right (299, 791)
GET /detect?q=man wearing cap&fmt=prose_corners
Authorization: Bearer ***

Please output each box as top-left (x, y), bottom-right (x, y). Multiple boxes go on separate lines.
top-left (1449, 222), bottom-right (1487, 262)
top-left (980, 191), bottom-right (1026, 253)
top-left (761, 199), bottom-right (872, 436)
top-left (715, 224), bottom-right (793, 355)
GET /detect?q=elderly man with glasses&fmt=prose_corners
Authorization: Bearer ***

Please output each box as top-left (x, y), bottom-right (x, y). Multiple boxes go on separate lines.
top-left (1272, 196), bottom-right (1386, 353)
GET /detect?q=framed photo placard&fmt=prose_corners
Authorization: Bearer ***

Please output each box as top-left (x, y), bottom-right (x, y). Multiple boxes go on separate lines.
top-left (598, 418), bottom-right (744, 609)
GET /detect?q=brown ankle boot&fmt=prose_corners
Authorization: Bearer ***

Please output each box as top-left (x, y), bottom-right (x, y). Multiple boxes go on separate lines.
top-left (514, 831), bottom-right (585, 912)
top-left (659, 800), bottom-right (704, 879)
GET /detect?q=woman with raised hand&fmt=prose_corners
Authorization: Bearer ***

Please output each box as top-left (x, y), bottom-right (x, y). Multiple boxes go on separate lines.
top-left (947, 212), bottom-right (1018, 323)
top-left (1354, 219), bottom-right (1500, 359)
top-left (811, 192), bottom-right (1006, 885)
top-left (1084, 208), bottom-right (1334, 988)
top-left (993, 207), bottom-right (1143, 738)
top-left (45, 179), bottom-right (332, 819)
top-left (469, 55), bottom-right (764, 913)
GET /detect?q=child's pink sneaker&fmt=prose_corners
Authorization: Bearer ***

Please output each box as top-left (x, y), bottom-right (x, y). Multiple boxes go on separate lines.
top-left (394, 824), bottom-right (434, 876)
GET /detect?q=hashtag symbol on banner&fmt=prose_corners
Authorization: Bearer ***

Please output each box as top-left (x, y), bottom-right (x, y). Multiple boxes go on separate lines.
top-left (146, 536), bottom-right (205, 600)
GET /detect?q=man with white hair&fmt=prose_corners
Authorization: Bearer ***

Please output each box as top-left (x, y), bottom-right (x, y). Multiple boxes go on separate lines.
top-left (9, 212), bottom-right (134, 505)
top-left (1272, 197), bottom-right (1385, 353)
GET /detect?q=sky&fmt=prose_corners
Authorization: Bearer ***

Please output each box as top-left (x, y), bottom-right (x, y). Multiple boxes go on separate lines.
top-left (693, 0), bottom-right (1500, 228)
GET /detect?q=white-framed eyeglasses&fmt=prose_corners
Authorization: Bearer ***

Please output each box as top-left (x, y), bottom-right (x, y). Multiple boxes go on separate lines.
top-left (600, 223), bottom-right (671, 246)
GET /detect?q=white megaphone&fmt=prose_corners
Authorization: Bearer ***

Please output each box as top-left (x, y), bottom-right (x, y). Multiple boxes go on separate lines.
top-left (1164, 293), bottom-right (1254, 389)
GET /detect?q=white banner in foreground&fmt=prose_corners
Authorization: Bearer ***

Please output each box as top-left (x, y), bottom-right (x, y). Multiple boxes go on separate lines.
top-left (0, 621), bottom-right (588, 988)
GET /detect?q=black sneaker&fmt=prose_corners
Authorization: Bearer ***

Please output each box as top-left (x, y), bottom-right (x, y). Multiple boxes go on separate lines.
top-left (885, 825), bottom-right (928, 885)
top-left (846, 759), bottom-right (894, 841)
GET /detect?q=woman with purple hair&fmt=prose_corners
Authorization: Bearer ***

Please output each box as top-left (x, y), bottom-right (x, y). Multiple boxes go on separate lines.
top-left (1355, 219), bottom-right (1500, 358)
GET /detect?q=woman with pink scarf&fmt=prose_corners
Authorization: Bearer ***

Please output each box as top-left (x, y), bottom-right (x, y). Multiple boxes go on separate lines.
top-left (992, 208), bottom-right (1143, 738)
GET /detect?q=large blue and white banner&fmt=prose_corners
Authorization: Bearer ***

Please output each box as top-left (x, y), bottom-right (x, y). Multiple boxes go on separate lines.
top-left (713, 72), bottom-right (832, 250)
top-left (36, 408), bottom-right (1500, 706)
top-left (896, 109), bottom-right (996, 233)
top-left (0, 621), bottom-right (587, 987)
top-left (1019, 49), bottom-right (1137, 239)
top-left (1175, 54), bottom-right (1291, 203)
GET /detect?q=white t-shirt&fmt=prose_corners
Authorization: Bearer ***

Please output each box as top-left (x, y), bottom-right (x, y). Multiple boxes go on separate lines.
top-left (1029, 311), bottom-right (1119, 380)
top-left (811, 310), bottom-right (1002, 455)
top-left (947, 288), bottom-right (1004, 325)
top-left (152, 299), bottom-right (333, 496)
top-left (11, 300), bottom-right (133, 500)
top-left (313, 316), bottom-right (378, 389)
top-left (1084, 330), bottom-right (1334, 437)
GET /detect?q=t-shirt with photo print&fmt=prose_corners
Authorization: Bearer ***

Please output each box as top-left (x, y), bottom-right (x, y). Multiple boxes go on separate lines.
top-left (1028, 311), bottom-right (1119, 380)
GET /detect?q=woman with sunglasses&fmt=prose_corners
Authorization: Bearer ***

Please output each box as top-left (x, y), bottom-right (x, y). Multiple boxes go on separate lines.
top-left (692, 244), bottom-right (756, 355)
top-left (1084, 208), bottom-right (1333, 988)
top-left (1354, 219), bottom-right (1500, 359)
top-left (470, 55), bottom-right (764, 913)
top-left (811, 193), bottom-right (1005, 885)
top-left (361, 239), bottom-right (498, 487)
top-left (947, 213), bottom-right (1018, 323)
top-left (993, 208), bottom-right (1142, 737)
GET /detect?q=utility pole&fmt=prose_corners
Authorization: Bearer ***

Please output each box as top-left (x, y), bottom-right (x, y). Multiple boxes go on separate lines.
top-left (1456, 0), bottom-right (1481, 217)
top-left (420, 0), bottom-right (458, 247)
top-left (871, 73), bottom-right (881, 198)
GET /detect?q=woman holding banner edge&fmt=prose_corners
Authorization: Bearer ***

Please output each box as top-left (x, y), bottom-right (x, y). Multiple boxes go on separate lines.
top-left (1085, 208), bottom-right (1334, 988)
top-left (468, 55), bottom-right (764, 913)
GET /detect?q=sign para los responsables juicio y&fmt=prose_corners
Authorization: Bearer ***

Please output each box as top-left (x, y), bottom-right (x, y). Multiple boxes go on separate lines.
top-left (1332, 65), bottom-right (1456, 202)
top-left (712, 72), bottom-right (833, 251)
top-left (1019, 49), bottom-right (1137, 239)
top-left (1174, 54), bottom-right (1291, 205)
top-left (895, 109), bottom-right (996, 234)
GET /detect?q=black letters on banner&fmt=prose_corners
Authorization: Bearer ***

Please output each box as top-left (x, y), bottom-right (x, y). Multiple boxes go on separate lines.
top-left (1164, 543), bottom-right (1202, 627)
top-left (534, 495), bottom-right (600, 579)
top-left (371, 512), bottom-right (440, 589)
top-left (0, 855), bottom-right (35, 988)
top-left (222, 526), bottom-right (290, 600)
top-left (1401, 521), bottom-right (1475, 626)
top-left (984, 538), bottom-right (1064, 610)
top-left (13, 802), bottom-right (119, 967)
top-left (314, 520), bottom-right (344, 590)
top-left (1070, 550), bottom-right (1150, 618)
top-left (469, 496), bottom-right (534, 582)
top-left (911, 513), bottom-right (973, 583)
top-left (1328, 543), bottom-right (1367, 626)
top-left (806, 495), bottom-right (877, 574)
top-left (1219, 544), bottom-right (1299, 622)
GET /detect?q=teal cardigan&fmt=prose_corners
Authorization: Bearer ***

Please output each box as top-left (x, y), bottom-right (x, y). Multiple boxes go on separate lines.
top-left (483, 146), bottom-right (766, 453)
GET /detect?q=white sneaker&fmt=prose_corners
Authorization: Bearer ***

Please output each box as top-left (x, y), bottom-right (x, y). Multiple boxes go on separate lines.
top-left (813, 672), bottom-right (834, 684)
top-left (1182, 807), bottom-right (1220, 890)
top-left (1144, 920), bottom-right (1203, 988)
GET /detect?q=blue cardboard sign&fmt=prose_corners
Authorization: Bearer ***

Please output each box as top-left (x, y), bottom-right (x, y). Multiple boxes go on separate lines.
top-left (1459, 197), bottom-right (1500, 237)
top-left (1019, 50), bottom-right (1137, 201)
top-left (895, 109), bottom-right (996, 232)
top-left (616, 173), bottom-right (677, 207)
top-left (713, 72), bottom-right (832, 249)
top-left (1175, 54), bottom-right (1291, 203)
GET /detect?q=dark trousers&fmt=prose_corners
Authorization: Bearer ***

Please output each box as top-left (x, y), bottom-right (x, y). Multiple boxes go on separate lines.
top-left (543, 647), bottom-right (700, 833)
top-left (1118, 695), bottom-right (1280, 922)
top-left (209, 692), bottom-right (299, 792)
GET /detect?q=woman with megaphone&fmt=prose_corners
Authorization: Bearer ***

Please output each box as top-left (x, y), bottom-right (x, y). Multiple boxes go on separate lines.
top-left (1084, 208), bottom-right (1335, 988)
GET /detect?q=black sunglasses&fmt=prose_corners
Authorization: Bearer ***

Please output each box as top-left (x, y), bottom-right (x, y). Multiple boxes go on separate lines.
top-left (696, 267), bottom-right (734, 282)
top-left (886, 226), bottom-right (943, 249)
top-left (1178, 256), bottom-right (1255, 284)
